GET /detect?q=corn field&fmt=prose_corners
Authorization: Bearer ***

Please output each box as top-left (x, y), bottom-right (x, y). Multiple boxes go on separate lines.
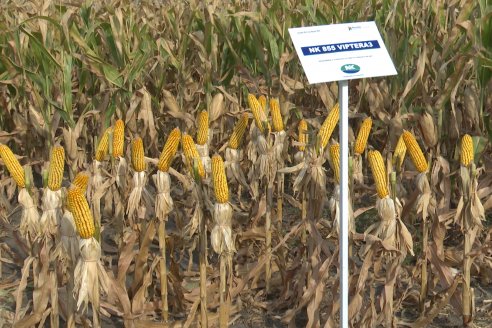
top-left (0, 0), bottom-right (492, 327)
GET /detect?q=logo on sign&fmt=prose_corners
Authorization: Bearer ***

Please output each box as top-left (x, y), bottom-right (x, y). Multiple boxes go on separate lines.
top-left (341, 64), bottom-right (360, 74)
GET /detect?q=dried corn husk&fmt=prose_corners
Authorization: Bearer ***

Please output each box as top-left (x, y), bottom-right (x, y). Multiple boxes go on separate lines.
top-left (353, 155), bottom-right (364, 185)
top-left (60, 209), bottom-right (79, 264)
top-left (209, 93), bottom-right (225, 122)
top-left (127, 171), bottom-right (146, 219)
top-left (418, 111), bottom-right (437, 148)
top-left (73, 238), bottom-right (109, 314)
top-left (92, 160), bottom-right (104, 189)
top-left (329, 184), bottom-right (354, 235)
top-left (211, 202), bottom-right (235, 254)
top-left (416, 172), bottom-right (436, 221)
top-left (365, 196), bottom-right (414, 256)
top-left (463, 84), bottom-right (479, 129)
top-left (292, 150), bottom-right (326, 201)
top-left (115, 157), bottom-right (128, 191)
top-left (273, 130), bottom-right (288, 165)
top-left (153, 170), bottom-right (173, 221)
top-left (247, 125), bottom-right (275, 198)
top-left (455, 165), bottom-right (484, 237)
top-left (39, 188), bottom-right (63, 236)
top-left (19, 188), bottom-right (40, 239)
top-left (224, 147), bottom-right (248, 187)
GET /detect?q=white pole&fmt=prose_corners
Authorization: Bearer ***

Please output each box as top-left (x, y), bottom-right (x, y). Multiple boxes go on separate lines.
top-left (339, 79), bottom-right (349, 328)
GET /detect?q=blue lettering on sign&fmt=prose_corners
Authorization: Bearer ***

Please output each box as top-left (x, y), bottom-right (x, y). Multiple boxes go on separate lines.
top-left (301, 40), bottom-right (380, 56)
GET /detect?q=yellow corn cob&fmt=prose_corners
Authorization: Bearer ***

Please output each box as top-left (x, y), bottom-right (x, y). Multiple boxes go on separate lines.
top-left (196, 110), bottom-right (209, 146)
top-left (354, 117), bottom-right (372, 155)
top-left (460, 134), bottom-right (473, 167)
top-left (368, 150), bottom-right (389, 198)
top-left (298, 119), bottom-right (308, 151)
top-left (157, 128), bottom-right (181, 172)
top-left (402, 130), bottom-right (428, 173)
top-left (211, 154), bottom-right (229, 203)
top-left (113, 119), bottom-right (125, 158)
top-left (229, 113), bottom-right (249, 149)
top-left (182, 134), bottom-right (205, 179)
top-left (270, 98), bottom-right (284, 132)
top-left (48, 146), bottom-right (65, 191)
top-left (248, 94), bottom-right (270, 133)
top-left (67, 187), bottom-right (95, 239)
top-left (0, 144), bottom-right (25, 188)
top-left (393, 134), bottom-right (407, 170)
top-left (318, 103), bottom-right (340, 150)
top-left (72, 172), bottom-right (89, 192)
top-left (330, 143), bottom-right (340, 184)
top-left (258, 95), bottom-right (267, 112)
top-left (131, 137), bottom-right (145, 172)
top-left (95, 127), bottom-right (111, 161)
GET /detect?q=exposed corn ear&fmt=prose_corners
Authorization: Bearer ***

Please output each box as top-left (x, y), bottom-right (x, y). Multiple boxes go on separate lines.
top-left (158, 128), bottom-right (181, 172)
top-left (112, 119), bottom-right (125, 158)
top-left (393, 134), bottom-right (407, 170)
top-left (318, 103), bottom-right (340, 150)
top-left (196, 110), bottom-right (209, 146)
top-left (131, 137), bottom-right (145, 172)
top-left (182, 134), bottom-right (205, 179)
top-left (229, 113), bottom-right (249, 149)
top-left (460, 134), bottom-right (473, 167)
top-left (330, 143), bottom-right (340, 184)
top-left (212, 155), bottom-right (229, 203)
top-left (258, 95), bottom-right (267, 112)
top-left (0, 144), bottom-right (25, 188)
top-left (270, 98), bottom-right (284, 132)
top-left (298, 119), bottom-right (308, 151)
top-left (354, 117), bottom-right (372, 155)
top-left (67, 187), bottom-right (95, 239)
top-left (402, 130), bottom-right (428, 173)
top-left (248, 94), bottom-right (270, 133)
top-left (48, 146), bottom-right (65, 191)
top-left (368, 150), bottom-right (389, 198)
top-left (95, 127), bottom-right (111, 161)
top-left (73, 172), bottom-right (89, 192)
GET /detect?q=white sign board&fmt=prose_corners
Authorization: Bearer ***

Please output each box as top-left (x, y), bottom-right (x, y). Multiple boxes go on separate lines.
top-left (288, 21), bottom-right (397, 83)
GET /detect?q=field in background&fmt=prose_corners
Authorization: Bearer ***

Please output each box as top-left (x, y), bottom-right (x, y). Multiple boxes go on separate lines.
top-left (1, 0), bottom-right (492, 327)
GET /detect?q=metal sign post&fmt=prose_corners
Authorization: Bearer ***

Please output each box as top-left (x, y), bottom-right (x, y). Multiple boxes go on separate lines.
top-left (288, 21), bottom-right (397, 328)
top-left (339, 80), bottom-right (349, 327)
